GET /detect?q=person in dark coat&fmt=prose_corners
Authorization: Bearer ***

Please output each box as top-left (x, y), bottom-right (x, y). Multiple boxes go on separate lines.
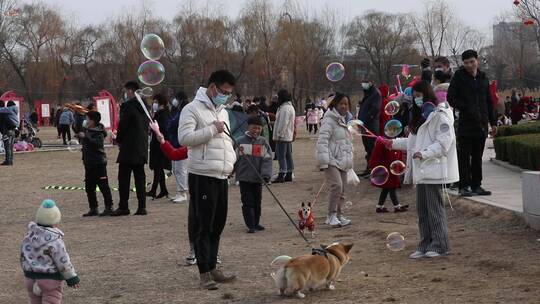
top-left (448, 49), bottom-right (497, 197)
top-left (147, 93), bottom-right (172, 199)
top-left (112, 81), bottom-right (150, 216)
top-left (55, 107), bottom-right (62, 138)
top-left (78, 111), bottom-right (114, 217)
top-left (357, 79), bottom-right (382, 177)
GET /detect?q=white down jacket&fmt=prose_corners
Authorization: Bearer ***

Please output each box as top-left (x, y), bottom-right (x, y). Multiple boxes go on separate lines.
top-left (178, 87), bottom-right (236, 179)
top-left (392, 102), bottom-right (459, 185)
top-left (273, 101), bottom-right (296, 142)
top-left (316, 108), bottom-right (354, 171)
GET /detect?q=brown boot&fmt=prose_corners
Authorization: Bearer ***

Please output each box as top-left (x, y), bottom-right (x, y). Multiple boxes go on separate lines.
top-left (210, 269), bottom-right (236, 283)
top-left (200, 272), bottom-right (218, 290)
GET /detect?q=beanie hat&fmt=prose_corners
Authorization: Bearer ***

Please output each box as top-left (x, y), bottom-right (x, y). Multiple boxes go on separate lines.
top-left (36, 199), bottom-right (61, 226)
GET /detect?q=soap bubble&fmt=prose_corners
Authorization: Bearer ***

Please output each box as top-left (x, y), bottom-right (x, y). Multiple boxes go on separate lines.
top-left (419, 158), bottom-right (441, 175)
top-left (389, 160), bottom-right (406, 176)
top-left (141, 34), bottom-right (165, 61)
top-left (325, 62), bottom-right (345, 82)
top-left (136, 87), bottom-right (154, 97)
top-left (370, 165), bottom-right (389, 186)
top-left (386, 232), bottom-right (406, 252)
top-left (421, 102), bottom-right (436, 119)
top-left (138, 60), bottom-right (165, 86)
top-left (67, 139), bottom-right (80, 153)
top-left (384, 119), bottom-right (403, 138)
top-left (384, 100), bottom-right (400, 116)
top-left (347, 119), bottom-right (365, 135)
top-left (345, 201), bottom-right (353, 209)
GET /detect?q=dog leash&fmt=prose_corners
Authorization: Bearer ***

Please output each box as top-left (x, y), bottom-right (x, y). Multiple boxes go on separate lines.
top-left (309, 180), bottom-right (326, 208)
top-left (223, 123), bottom-right (313, 247)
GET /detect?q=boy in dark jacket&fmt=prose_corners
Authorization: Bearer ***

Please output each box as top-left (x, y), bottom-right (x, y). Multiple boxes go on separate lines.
top-left (235, 117), bottom-right (273, 233)
top-left (78, 111), bottom-right (114, 216)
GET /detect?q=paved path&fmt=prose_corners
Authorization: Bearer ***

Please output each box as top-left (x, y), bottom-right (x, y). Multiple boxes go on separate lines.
top-left (449, 138), bottom-right (524, 213)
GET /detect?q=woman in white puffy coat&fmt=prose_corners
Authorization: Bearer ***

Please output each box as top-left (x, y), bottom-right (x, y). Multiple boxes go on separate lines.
top-left (316, 92), bottom-right (354, 227)
top-left (380, 81), bottom-right (458, 259)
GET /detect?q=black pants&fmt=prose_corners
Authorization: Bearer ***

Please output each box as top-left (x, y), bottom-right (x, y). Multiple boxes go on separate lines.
top-left (308, 124), bottom-right (318, 134)
top-left (378, 188), bottom-right (399, 206)
top-left (85, 164), bottom-right (113, 210)
top-left (149, 165), bottom-right (167, 195)
top-left (457, 136), bottom-right (486, 189)
top-left (188, 173), bottom-right (228, 274)
top-left (118, 163), bottom-right (146, 211)
top-left (59, 124), bottom-right (71, 144)
top-left (2, 130), bottom-right (15, 164)
top-left (239, 182), bottom-right (262, 229)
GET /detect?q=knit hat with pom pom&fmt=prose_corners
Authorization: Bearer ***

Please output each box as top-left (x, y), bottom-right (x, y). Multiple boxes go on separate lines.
top-left (36, 199), bottom-right (61, 226)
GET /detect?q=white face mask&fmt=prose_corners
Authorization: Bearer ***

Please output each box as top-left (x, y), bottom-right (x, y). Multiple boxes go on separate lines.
top-left (152, 103), bottom-right (159, 112)
top-left (82, 119), bottom-right (88, 129)
top-left (172, 98), bottom-right (179, 107)
top-left (361, 83), bottom-right (371, 90)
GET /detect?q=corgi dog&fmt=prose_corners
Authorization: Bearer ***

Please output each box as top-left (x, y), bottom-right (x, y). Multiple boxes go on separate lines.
top-left (298, 202), bottom-right (315, 238)
top-left (271, 242), bottom-right (353, 298)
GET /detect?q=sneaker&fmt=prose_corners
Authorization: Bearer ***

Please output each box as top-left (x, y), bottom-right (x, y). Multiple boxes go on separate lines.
top-left (170, 193), bottom-right (181, 201)
top-left (273, 173), bottom-right (285, 183)
top-left (82, 209), bottom-right (98, 217)
top-left (459, 187), bottom-right (473, 197)
top-left (99, 208), bottom-right (114, 216)
top-left (337, 215), bottom-right (351, 226)
top-left (200, 272), bottom-right (218, 290)
top-left (284, 172), bottom-right (293, 182)
top-left (173, 192), bottom-right (188, 203)
top-left (216, 254), bottom-right (222, 264)
top-left (327, 214), bottom-right (342, 227)
top-left (425, 251), bottom-right (442, 258)
top-left (472, 186), bottom-right (491, 196)
top-left (110, 208), bottom-right (130, 216)
top-left (133, 209), bottom-right (147, 216)
top-left (185, 250), bottom-right (197, 266)
top-left (324, 215), bottom-right (330, 225)
top-left (210, 269), bottom-right (236, 283)
top-left (255, 225), bottom-right (265, 231)
top-left (247, 228), bottom-right (255, 233)
top-left (394, 205), bottom-right (409, 213)
top-left (376, 206), bottom-right (389, 213)
top-left (409, 251), bottom-right (426, 259)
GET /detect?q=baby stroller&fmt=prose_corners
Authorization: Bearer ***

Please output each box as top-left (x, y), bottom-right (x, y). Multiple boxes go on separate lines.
top-left (19, 118), bottom-right (42, 148)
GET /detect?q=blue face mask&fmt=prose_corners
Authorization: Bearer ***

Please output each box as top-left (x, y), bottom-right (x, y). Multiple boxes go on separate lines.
top-left (213, 92), bottom-right (229, 106)
top-left (124, 93), bottom-right (129, 101)
top-left (415, 97), bottom-right (424, 107)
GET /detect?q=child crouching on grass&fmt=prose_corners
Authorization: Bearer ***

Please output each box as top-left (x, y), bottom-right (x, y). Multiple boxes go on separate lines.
top-left (21, 200), bottom-right (80, 304)
top-left (235, 117), bottom-right (273, 233)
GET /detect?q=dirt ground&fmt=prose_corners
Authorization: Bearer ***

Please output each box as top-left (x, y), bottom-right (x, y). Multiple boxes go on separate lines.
top-left (1, 127), bottom-right (540, 304)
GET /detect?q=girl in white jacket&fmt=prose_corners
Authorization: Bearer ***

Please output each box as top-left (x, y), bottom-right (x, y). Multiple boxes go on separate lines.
top-left (316, 92), bottom-right (354, 227)
top-left (380, 81), bottom-right (458, 259)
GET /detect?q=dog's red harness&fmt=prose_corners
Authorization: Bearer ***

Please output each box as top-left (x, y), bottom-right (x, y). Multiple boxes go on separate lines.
top-left (298, 210), bottom-right (315, 232)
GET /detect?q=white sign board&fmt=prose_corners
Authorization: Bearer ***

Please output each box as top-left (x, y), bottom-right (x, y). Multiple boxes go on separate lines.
top-left (96, 98), bottom-right (111, 128)
top-left (41, 104), bottom-right (50, 118)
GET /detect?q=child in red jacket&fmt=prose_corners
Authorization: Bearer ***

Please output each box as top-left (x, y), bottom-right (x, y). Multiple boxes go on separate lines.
top-left (368, 139), bottom-right (409, 213)
top-left (149, 121), bottom-right (187, 160)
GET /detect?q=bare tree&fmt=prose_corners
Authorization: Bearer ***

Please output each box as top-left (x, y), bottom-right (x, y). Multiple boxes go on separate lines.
top-left (412, 0), bottom-right (452, 60)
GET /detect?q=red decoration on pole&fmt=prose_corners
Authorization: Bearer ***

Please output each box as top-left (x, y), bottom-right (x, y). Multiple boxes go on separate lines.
top-left (514, 0), bottom-right (520, 5)
top-left (524, 18), bottom-right (535, 26)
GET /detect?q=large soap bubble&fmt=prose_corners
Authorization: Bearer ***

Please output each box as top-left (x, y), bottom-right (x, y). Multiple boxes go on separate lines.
top-left (141, 34), bottom-right (165, 61)
top-left (325, 62), bottom-right (345, 82)
top-left (370, 165), bottom-right (389, 186)
top-left (389, 160), bottom-right (406, 176)
top-left (384, 100), bottom-right (400, 116)
top-left (138, 60), bottom-right (165, 86)
top-left (386, 232), bottom-right (406, 251)
top-left (384, 119), bottom-right (403, 138)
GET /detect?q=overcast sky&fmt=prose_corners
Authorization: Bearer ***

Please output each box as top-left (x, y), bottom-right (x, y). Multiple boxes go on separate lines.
top-left (21, 0), bottom-right (513, 36)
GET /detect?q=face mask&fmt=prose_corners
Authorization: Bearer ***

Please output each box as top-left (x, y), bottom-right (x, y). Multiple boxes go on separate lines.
top-left (415, 97), bottom-right (424, 107)
top-left (361, 83), bottom-right (371, 90)
top-left (124, 93), bottom-right (129, 101)
top-left (152, 103), bottom-right (159, 112)
top-left (82, 120), bottom-right (88, 129)
top-left (213, 93), bottom-right (229, 106)
top-left (434, 68), bottom-right (445, 72)
top-left (172, 98), bottom-right (179, 107)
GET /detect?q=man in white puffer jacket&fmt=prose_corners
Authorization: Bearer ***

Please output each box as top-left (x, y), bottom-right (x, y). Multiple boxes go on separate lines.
top-left (178, 70), bottom-right (237, 290)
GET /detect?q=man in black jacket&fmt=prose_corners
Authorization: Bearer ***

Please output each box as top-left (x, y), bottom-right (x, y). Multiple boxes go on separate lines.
top-left (357, 80), bottom-right (381, 177)
top-left (78, 111), bottom-right (114, 217)
top-left (448, 49), bottom-right (497, 197)
top-left (112, 81), bottom-right (150, 216)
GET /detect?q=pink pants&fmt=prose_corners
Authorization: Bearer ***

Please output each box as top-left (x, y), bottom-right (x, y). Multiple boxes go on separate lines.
top-left (25, 278), bottom-right (63, 304)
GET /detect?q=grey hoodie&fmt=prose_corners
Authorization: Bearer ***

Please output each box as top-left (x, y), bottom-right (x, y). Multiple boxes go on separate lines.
top-left (20, 222), bottom-right (79, 286)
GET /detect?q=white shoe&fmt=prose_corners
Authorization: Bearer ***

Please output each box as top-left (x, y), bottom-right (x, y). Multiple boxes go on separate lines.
top-left (328, 214), bottom-right (342, 227)
top-left (425, 251), bottom-right (442, 258)
top-left (338, 215), bottom-right (351, 226)
top-left (170, 193), bottom-right (181, 201)
top-left (324, 215), bottom-right (330, 225)
top-left (173, 193), bottom-right (188, 203)
top-left (409, 251), bottom-right (426, 259)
